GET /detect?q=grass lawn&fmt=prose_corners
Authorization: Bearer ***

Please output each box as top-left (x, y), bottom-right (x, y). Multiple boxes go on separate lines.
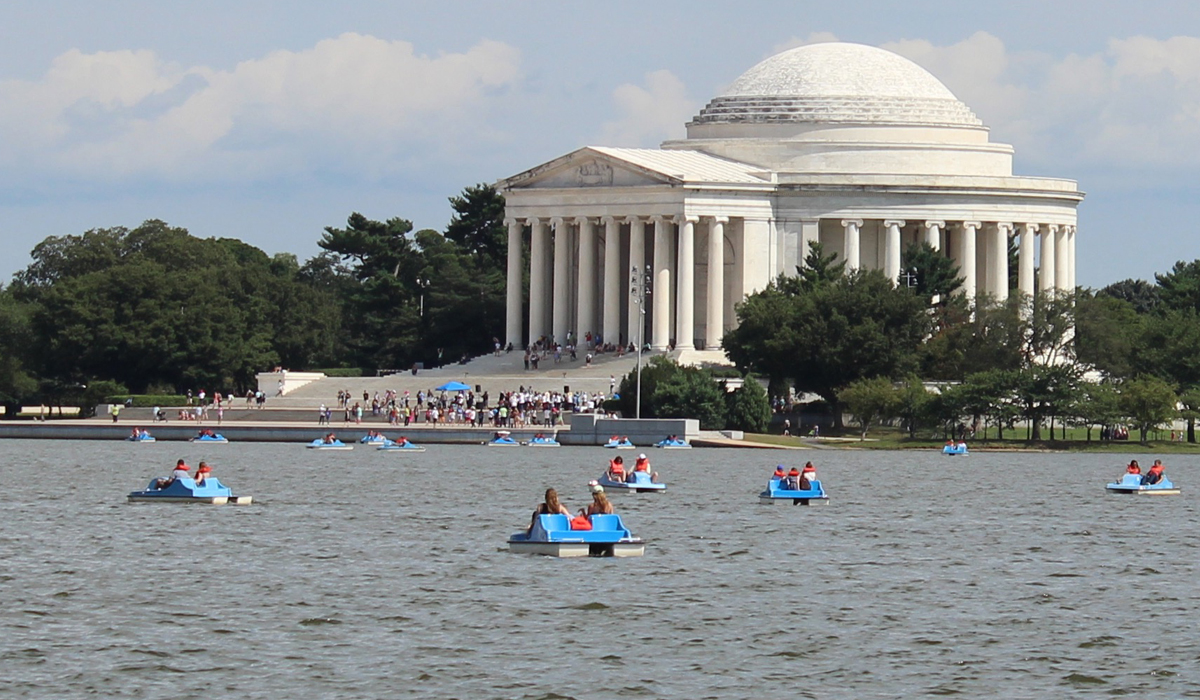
top-left (744, 425), bottom-right (1200, 453)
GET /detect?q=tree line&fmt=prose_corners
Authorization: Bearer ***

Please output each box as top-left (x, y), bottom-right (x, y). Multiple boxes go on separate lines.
top-left (723, 243), bottom-right (1200, 442)
top-left (0, 185), bottom-right (510, 411)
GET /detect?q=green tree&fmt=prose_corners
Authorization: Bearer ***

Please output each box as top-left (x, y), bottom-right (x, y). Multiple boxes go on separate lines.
top-left (725, 268), bottom-right (930, 428)
top-left (921, 295), bottom-right (1025, 380)
top-left (901, 242), bottom-right (964, 304)
top-left (797, 241), bottom-right (845, 290)
top-left (1155, 260), bottom-right (1200, 313)
top-left (1075, 291), bottom-right (1142, 379)
top-left (0, 290), bottom-right (38, 414)
top-left (319, 213), bottom-right (424, 368)
top-left (840, 376), bottom-right (900, 439)
top-left (725, 375), bottom-right (772, 433)
top-left (1118, 375), bottom-right (1178, 442)
top-left (1099, 278), bottom-right (1159, 314)
top-left (445, 184), bottom-right (508, 270)
top-left (894, 375), bottom-right (931, 438)
top-left (1071, 381), bottom-right (1122, 442)
top-left (652, 366), bottom-right (727, 429)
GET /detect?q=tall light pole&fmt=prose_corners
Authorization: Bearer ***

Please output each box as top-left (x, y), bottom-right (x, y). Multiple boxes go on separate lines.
top-left (630, 264), bottom-right (651, 418)
top-left (417, 277), bottom-right (431, 318)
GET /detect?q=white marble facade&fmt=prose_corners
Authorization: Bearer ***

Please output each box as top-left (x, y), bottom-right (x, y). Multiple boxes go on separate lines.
top-left (498, 43), bottom-right (1083, 350)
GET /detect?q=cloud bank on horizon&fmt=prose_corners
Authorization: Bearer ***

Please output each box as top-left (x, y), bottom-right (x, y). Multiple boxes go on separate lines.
top-left (0, 27), bottom-right (1198, 285)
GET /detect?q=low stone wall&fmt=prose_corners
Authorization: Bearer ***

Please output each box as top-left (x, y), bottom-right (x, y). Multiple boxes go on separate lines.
top-left (562, 414), bottom-right (699, 446)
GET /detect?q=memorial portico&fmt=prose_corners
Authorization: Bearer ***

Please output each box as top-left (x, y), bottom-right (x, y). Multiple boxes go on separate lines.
top-left (499, 42), bottom-right (1082, 353)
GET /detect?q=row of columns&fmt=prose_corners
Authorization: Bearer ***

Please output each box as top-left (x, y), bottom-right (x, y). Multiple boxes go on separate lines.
top-left (505, 215), bottom-right (730, 352)
top-left (838, 218), bottom-right (1076, 300)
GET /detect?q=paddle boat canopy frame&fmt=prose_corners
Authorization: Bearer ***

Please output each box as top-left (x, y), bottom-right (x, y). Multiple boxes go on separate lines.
top-left (1106, 473), bottom-right (1181, 495)
top-left (128, 477), bottom-right (252, 505)
top-left (508, 514), bottom-right (645, 557)
top-left (759, 478), bottom-right (829, 506)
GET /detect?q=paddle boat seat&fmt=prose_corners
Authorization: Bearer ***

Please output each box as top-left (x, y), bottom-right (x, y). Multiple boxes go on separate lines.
top-left (528, 514), bottom-right (633, 543)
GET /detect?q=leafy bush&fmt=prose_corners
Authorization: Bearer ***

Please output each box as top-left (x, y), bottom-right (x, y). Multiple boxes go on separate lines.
top-left (312, 368), bottom-right (368, 377)
top-left (725, 376), bottom-right (772, 433)
top-left (106, 394), bottom-right (189, 407)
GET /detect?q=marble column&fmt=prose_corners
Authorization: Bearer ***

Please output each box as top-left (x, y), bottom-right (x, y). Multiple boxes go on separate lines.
top-left (1040, 225), bottom-right (1057, 294)
top-left (991, 223), bottom-right (1012, 300)
top-left (505, 218), bottom-right (523, 347)
top-left (958, 222), bottom-right (979, 300)
top-left (842, 219), bottom-right (862, 271)
top-left (1018, 223), bottom-right (1037, 301)
top-left (602, 217), bottom-right (621, 346)
top-left (576, 217), bottom-right (596, 342)
top-left (1054, 224), bottom-right (1069, 294)
top-left (924, 220), bottom-right (944, 252)
top-left (1066, 225), bottom-right (1077, 292)
top-left (552, 217), bottom-right (570, 344)
top-left (652, 216), bottom-right (672, 350)
top-left (626, 216), bottom-right (645, 347)
top-left (706, 217), bottom-right (727, 349)
top-left (675, 216), bottom-right (697, 350)
top-left (883, 220), bottom-right (904, 284)
top-left (528, 218), bottom-right (548, 345)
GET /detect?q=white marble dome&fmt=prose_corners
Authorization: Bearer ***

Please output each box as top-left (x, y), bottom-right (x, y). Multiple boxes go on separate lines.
top-left (689, 42), bottom-right (981, 128)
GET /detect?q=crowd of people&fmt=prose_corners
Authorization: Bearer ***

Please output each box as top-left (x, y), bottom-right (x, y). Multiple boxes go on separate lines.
top-left (322, 386), bottom-right (613, 428)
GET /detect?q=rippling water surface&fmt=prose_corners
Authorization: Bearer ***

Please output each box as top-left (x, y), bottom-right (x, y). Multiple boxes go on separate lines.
top-left (3, 440), bottom-right (1199, 698)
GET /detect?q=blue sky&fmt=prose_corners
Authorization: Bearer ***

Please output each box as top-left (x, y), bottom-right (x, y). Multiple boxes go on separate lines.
top-left (1, 0), bottom-right (1199, 287)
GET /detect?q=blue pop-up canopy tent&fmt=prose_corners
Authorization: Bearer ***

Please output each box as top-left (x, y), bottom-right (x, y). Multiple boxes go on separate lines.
top-left (435, 380), bottom-right (471, 391)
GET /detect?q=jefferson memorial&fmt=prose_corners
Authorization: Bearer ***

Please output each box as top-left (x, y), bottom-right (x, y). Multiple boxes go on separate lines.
top-left (498, 42), bottom-right (1082, 355)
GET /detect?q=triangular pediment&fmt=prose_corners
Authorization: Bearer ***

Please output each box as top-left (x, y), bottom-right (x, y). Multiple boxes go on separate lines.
top-left (500, 148), bottom-right (682, 190)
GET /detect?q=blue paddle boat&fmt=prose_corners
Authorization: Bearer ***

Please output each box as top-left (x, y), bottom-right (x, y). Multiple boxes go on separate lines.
top-left (190, 432), bottom-right (228, 443)
top-left (654, 436), bottom-right (691, 449)
top-left (759, 477), bottom-right (829, 505)
top-left (942, 442), bottom-right (968, 456)
top-left (603, 437), bottom-right (635, 449)
top-left (126, 431), bottom-right (156, 443)
top-left (596, 471), bottom-right (666, 493)
top-left (128, 477), bottom-right (252, 505)
top-left (1106, 473), bottom-right (1181, 495)
top-left (377, 438), bottom-right (426, 452)
top-left (527, 434), bottom-right (561, 447)
top-left (359, 433), bottom-right (388, 444)
top-left (307, 438), bottom-right (352, 450)
top-left (508, 513), bottom-right (645, 557)
top-left (487, 431), bottom-right (520, 447)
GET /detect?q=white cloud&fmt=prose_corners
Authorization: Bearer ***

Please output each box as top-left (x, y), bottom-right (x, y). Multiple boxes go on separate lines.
top-left (0, 34), bottom-right (521, 182)
top-left (599, 69), bottom-right (695, 147)
top-left (882, 32), bottom-right (1200, 173)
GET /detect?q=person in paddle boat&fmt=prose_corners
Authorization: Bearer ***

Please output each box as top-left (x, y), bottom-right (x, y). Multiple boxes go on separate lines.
top-left (773, 465), bottom-right (787, 481)
top-left (395, 435), bottom-right (409, 446)
top-left (802, 461), bottom-right (817, 483)
top-left (581, 483), bottom-right (614, 516)
top-left (528, 488), bottom-right (572, 534)
top-left (322, 432), bottom-right (338, 445)
top-left (196, 428), bottom-right (215, 439)
top-left (156, 460), bottom-right (191, 489)
top-left (193, 462), bottom-right (212, 486)
top-left (1125, 460), bottom-right (1141, 476)
top-left (607, 456), bottom-right (626, 481)
top-left (1142, 459), bottom-right (1166, 485)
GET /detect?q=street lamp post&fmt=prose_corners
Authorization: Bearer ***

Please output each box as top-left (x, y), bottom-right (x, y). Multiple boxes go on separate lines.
top-left (630, 264), bottom-right (652, 419)
top-left (417, 277), bottom-right (431, 318)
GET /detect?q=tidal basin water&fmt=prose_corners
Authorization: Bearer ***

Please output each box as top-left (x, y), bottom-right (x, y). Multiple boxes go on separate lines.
top-left (3, 439), bottom-right (1200, 699)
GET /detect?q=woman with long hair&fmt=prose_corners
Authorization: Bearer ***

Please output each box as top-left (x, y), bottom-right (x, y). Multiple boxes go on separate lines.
top-left (529, 488), bottom-right (572, 533)
top-left (582, 486), bottom-right (614, 516)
